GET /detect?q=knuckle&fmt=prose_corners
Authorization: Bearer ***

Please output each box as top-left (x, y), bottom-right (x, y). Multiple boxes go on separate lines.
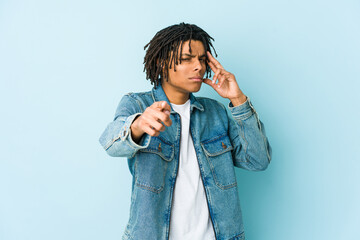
top-left (139, 115), bottom-right (147, 123)
top-left (155, 122), bottom-right (162, 130)
top-left (144, 108), bottom-right (152, 115)
top-left (162, 112), bottom-right (168, 119)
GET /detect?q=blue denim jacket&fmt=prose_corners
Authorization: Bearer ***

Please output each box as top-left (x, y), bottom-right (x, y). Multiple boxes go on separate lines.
top-left (99, 83), bottom-right (272, 240)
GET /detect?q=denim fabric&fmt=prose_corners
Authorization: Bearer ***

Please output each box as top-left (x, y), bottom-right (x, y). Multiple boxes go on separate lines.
top-left (99, 83), bottom-right (272, 240)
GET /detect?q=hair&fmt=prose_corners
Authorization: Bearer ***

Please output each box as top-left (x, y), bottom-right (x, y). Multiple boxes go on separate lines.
top-left (143, 22), bottom-right (218, 89)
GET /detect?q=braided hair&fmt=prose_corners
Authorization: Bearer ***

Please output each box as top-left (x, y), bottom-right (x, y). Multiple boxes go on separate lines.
top-left (143, 22), bottom-right (217, 89)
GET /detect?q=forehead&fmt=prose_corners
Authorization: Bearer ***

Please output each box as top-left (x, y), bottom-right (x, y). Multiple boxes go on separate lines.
top-left (178, 40), bottom-right (205, 54)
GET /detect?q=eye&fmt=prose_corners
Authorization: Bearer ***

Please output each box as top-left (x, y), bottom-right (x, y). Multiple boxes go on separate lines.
top-left (181, 58), bottom-right (190, 61)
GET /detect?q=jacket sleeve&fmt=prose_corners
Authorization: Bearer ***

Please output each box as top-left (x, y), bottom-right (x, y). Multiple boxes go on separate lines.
top-left (224, 96), bottom-right (272, 171)
top-left (98, 93), bottom-right (152, 158)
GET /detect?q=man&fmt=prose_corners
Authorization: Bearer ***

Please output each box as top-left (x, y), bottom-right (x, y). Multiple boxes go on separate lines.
top-left (99, 22), bottom-right (272, 240)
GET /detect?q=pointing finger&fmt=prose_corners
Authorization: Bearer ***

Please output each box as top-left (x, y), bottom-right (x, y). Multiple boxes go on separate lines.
top-left (161, 101), bottom-right (171, 113)
top-left (153, 101), bottom-right (171, 113)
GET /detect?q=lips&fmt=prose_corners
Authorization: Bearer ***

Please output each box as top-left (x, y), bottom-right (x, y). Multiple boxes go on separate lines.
top-left (189, 76), bottom-right (203, 81)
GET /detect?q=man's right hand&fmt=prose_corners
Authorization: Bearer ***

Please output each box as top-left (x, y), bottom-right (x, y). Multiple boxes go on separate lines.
top-left (130, 101), bottom-right (173, 141)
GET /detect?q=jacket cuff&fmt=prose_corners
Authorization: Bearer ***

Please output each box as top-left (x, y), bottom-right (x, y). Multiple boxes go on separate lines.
top-left (120, 113), bottom-right (152, 150)
top-left (228, 96), bottom-right (257, 120)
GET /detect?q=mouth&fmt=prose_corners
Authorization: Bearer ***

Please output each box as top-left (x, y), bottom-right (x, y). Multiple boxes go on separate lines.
top-left (189, 77), bottom-right (203, 82)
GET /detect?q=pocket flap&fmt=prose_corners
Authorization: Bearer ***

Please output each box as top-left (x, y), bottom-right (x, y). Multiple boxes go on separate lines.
top-left (139, 136), bottom-right (174, 162)
top-left (201, 134), bottom-right (233, 157)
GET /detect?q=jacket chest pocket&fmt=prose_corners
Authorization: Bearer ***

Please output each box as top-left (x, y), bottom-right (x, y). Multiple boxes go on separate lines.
top-left (135, 136), bottom-right (174, 193)
top-left (201, 134), bottom-right (237, 190)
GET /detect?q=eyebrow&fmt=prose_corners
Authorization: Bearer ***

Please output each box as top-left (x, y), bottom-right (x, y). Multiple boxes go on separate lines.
top-left (181, 53), bottom-right (206, 58)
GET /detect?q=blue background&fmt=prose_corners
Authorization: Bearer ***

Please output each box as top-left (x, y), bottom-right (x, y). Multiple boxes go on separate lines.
top-left (1, 0), bottom-right (359, 239)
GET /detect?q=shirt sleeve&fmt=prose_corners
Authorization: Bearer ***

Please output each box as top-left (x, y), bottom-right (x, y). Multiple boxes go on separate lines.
top-left (225, 96), bottom-right (272, 171)
top-left (99, 93), bottom-right (152, 158)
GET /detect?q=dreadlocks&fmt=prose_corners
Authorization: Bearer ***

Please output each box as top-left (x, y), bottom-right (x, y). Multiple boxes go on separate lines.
top-left (143, 22), bottom-right (218, 89)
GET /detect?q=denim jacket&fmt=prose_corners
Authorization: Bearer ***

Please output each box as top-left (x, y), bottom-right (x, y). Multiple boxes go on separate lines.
top-left (99, 83), bottom-right (272, 240)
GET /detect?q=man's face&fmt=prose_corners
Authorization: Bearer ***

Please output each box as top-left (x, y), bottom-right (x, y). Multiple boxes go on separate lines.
top-left (161, 40), bottom-right (207, 96)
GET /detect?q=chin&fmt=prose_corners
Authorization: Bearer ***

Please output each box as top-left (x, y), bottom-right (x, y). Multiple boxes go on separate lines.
top-left (189, 84), bottom-right (202, 93)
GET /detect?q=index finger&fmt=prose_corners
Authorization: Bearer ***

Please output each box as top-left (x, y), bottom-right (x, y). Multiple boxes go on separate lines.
top-left (207, 51), bottom-right (224, 69)
top-left (152, 101), bottom-right (171, 112)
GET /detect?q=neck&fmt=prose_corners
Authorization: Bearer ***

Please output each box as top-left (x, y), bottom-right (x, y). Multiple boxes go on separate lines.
top-left (161, 82), bottom-right (190, 105)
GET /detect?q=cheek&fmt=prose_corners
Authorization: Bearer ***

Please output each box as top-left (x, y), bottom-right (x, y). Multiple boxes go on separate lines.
top-left (174, 66), bottom-right (189, 76)
top-left (168, 64), bottom-right (193, 81)
top-left (167, 68), bottom-right (182, 82)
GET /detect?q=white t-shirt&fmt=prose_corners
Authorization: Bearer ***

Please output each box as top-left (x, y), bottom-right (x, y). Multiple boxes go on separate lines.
top-left (169, 99), bottom-right (215, 240)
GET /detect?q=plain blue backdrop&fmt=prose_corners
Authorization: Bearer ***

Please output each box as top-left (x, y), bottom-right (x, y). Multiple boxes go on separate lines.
top-left (1, 0), bottom-right (359, 239)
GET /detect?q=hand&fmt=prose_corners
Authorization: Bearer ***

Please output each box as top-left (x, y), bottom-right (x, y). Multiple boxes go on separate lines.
top-left (203, 51), bottom-right (247, 104)
top-left (131, 101), bottom-right (172, 138)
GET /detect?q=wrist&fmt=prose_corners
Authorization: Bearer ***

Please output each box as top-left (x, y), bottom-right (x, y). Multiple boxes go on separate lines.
top-left (229, 94), bottom-right (247, 107)
top-left (130, 115), bottom-right (145, 143)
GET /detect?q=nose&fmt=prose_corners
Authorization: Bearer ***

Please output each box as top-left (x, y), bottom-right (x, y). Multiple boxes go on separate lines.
top-left (193, 58), bottom-right (203, 72)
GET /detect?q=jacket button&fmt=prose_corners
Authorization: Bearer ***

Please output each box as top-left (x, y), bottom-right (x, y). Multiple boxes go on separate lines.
top-left (158, 143), bottom-right (162, 152)
top-left (222, 142), bottom-right (227, 149)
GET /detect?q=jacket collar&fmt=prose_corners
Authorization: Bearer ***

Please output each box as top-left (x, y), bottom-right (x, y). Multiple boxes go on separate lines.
top-left (151, 82), bottom-right (204, 113)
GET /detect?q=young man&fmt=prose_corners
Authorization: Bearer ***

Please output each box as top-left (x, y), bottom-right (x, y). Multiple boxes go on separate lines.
top-left (99, 23), bottom-right (272, 240)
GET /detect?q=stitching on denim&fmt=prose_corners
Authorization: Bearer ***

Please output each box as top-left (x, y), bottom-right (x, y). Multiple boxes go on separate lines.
top-left (105, 94), bottom-right (142, 151)
top-left (123, 93), bottom-right (142, 113)
top-left (202, 132), bottom-right (227, 144)
top-left (202, 178), bottom-right (219, 236)
top-left (104, 133), bottom-right (121, 150)
top-left (128, 180), bottom-right (136, 224)
top-left (201, 138), bottom-right (238, 190)
top-left (123, 228), bottom-right (133, 240)
top-left (238, 118), bottom-right (248, 161)
top-left (134, 98), bottom-right (144, 112)
top-left (258, 119), bottom-right (271, 163)
top-left (203, 152), bottom-right (238, 190)
top-left (233, 110), bottom-right (253, 121)
top-left (202, 144), bottom-right (234, 157)
top-left (150, 90), bottom-right (156, 102)
top-left (134, 151), bottom-right (168, 194)
top-left (124, 139), bottom-right (138, 151)
top-left (135, 182), bottom-right (164, 193)
top-left (201, 133), bottom-right (234, 158)
top-left (139, 136), bottom-right (175, 162)
top-left (104, 119), bottom-right (125, 150)
top-left (138, 138), bottom-right (174, 162)
top-left (228, 231), bottom-right (245, 240)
